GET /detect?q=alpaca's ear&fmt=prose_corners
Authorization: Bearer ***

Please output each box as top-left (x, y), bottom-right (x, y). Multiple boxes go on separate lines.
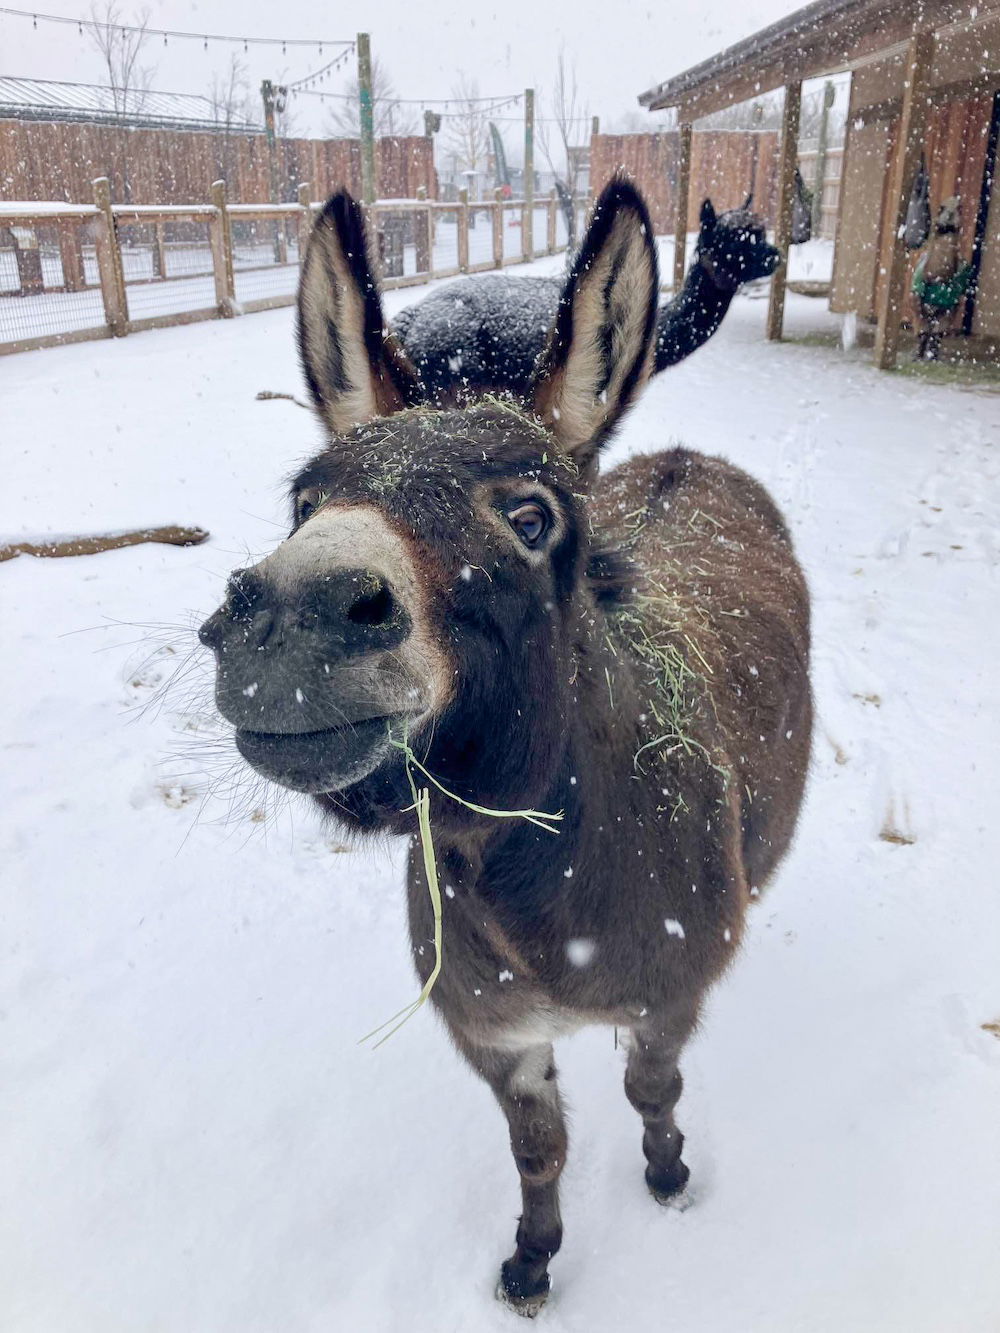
top-left (532, 176), bottom-right (658, 470)
top-left (700, 198), bottom-right (717, 233)
top-left (297, 191), bottom-right (422, 435)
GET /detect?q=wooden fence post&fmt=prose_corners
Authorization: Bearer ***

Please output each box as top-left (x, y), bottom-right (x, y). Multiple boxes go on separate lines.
top-left (674, 122), bottom-right (693, 292)
top-left (57, 220), bottom-right (86, 292)
top-left (522, 88), bottom-right (535, 262)
top-left (457, 188), bottom-right (470, 273)
top-left (766, 81), bottom-right (803, 342)
top-left (209, 181), bottom-right (237, 317)
top-left (547, 188), bottom-right (557, 254)
top-left (297, 182), bottom-right (312, 262)
top-left (873, 32), bottom-right (935, 369)
top-left (493, 188), bottom-right (504, 268)
top-left (415, 184), bottom-right (432, 274)
top-left (152, 220), bottom-right (167, 278)
top-left (92, 177), bottom-right (128, 337)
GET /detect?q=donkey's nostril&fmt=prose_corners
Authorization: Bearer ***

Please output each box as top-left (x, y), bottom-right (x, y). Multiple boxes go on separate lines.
top-left (346, 577), bottom-right (395, 628)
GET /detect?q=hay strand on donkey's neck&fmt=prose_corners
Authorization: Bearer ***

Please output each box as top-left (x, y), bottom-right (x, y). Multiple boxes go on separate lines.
top-left (359, 735), bottom-right (563, 1048)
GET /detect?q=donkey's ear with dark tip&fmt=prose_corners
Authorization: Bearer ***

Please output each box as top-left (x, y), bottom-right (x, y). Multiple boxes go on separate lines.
top-left (700, 198), bottom-right (717, 232)
top-left (741, 191), bottom-right (754, 212)
top-left (296, 189), bottom-right (423, 436)
top-left (532, 176), bottom-right (658, 471)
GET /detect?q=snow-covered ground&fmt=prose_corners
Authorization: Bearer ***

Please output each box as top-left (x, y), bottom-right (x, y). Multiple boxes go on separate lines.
top-left (3, 257), bottom-right (999, 1332)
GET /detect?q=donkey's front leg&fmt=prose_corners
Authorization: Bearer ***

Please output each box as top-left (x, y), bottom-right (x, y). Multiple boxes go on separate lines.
top-left (460, 1039), bottom-right (567, 1317)
top-left (625, 1005), bottom-right (699, 1205)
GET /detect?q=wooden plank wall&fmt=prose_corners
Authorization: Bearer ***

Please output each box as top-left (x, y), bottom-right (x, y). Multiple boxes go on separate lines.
top-left (589, 130), bottom-right (780, 233)
top-left (0, 120), bottom-right (436, 203)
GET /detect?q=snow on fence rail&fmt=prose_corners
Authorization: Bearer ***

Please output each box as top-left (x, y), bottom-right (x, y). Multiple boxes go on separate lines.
top-left (0, 178), bottom-right (584, 357)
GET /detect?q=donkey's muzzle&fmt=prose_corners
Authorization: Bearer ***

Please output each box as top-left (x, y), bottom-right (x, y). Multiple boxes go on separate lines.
top-left (199, 564), bottom-right (424, 791)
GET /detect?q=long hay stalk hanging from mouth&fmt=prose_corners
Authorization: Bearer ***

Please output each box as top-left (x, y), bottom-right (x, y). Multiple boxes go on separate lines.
top-left (359, 736), bottom-right (563, 1048)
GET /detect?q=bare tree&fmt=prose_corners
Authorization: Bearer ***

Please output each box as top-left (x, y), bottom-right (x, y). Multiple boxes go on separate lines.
top-left (442, 75), bottom-right (491, 181)
top-left (208, 54), bottom-right (256, 185)
top-left (538, 51), bottom-right (589, 196)
top-left (86, 1), bottom-right (156, 201)
top-left (86, 1), bottom-right (154, 120)
top-left (327, 58), bottom-right (416, 137)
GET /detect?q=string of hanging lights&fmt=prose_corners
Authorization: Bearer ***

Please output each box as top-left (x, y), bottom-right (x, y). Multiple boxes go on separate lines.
top-left (0, 7), bottom-right (354, 54)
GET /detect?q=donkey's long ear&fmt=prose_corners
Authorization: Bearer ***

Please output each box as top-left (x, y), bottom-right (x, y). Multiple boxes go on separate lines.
top-left (532, 177), bottom-right (658, 467)
top-left (297, 191), bottom-right (422, 435)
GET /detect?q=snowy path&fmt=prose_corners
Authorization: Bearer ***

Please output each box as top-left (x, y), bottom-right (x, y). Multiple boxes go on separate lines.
top-left (2, 266), bottom-right (999, 1331)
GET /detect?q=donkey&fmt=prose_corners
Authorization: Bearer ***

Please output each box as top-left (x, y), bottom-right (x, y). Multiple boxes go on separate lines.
top-left (392, 193), bottom-right (780, 405)
top-left (199, 178), bottom-right (811, 1315)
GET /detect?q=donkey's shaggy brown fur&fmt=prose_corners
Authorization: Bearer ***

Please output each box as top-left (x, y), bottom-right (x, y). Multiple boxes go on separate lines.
top-left (199, 178), bottom-right (811, 1314)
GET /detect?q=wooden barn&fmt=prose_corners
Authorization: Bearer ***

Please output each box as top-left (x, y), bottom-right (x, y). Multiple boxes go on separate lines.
top-left (639, 0), bottom-right (1000, 368)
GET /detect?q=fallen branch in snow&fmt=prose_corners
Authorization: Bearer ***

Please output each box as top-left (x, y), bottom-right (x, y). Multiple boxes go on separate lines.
top-left (255, 390), bottom-right (311, 410)
top-left (0, 525), bottom-right (210, 563)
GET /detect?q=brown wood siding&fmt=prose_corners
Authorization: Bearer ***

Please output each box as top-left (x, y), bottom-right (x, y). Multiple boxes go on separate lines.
top-left (589, 130), bottom-right (780, 233)
top-left (0, 120), bottom-right (436, 204)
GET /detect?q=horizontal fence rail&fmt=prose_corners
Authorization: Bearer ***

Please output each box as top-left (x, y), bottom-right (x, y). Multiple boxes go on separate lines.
top-left (0, 178), bottom-right (584, 356)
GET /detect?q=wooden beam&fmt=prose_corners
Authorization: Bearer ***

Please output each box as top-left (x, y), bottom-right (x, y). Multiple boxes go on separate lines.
top-left (92, 176), bottom-right (128, 337)
top-left (873, 31), bottom-right (935, 369)
top-left (1, 526), bottom-right (209, 564)
top-left (767, 80), bottom-right (803, 341)
top-left (673, 122), bottom-right (693, 292)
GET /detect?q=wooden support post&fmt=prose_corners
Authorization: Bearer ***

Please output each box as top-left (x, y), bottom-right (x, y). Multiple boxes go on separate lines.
top-left (357, 33), bottom-right (376, 205)
top-left (591, 115), bottom-right (600, 136)
top-left (152, 220), bottom-right (167, 278)
top-left (493, 187), bottom-right (504, 268)
top-left (57, 220), bottom-right (86, 292)
top-left (673, 122), bottom-right (693, 292)
top-left (457, 188), bottom-right (470, 273)
top-left (767, 80), bottom-right (803, 342)
top-left (873, 32), bottom-right (935, 369)
top-left (522, 88), bottom-right (535, 262)
top-left (209, 181), bottom-right (237, 317)
top-left (547, 188), bottom-right (557, 254)
top-left (92, 176), bottom-right (128, 336)
top-left (297, 182), bottom-right (312, 262)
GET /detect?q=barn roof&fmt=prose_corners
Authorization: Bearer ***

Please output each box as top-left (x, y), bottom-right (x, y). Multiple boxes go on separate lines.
top-left (0, 76), bottom-right (263, 134)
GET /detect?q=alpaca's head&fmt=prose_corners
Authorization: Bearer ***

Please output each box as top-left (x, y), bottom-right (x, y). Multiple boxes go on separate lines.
top-left (697, 196), bottom-right (781, 288)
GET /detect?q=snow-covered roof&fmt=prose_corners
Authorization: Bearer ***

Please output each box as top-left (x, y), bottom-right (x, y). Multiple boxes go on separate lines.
top-left (0, 76), bottom-right (264, 134)
top-left (637, 0), bottom-right (952, 115)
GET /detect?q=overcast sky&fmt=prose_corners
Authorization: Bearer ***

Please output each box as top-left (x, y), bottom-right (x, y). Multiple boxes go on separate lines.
top-left (1, 0), bottom-right (808, 138)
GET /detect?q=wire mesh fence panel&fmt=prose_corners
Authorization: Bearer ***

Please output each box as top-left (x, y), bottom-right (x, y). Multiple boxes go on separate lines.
top-left (121, 219), bottom-right (216, 322)
top-left (431, 211), bottom-right (459, 274)
top-left (467, 207), bottom-right (496, 268)
top-left (532, 205), bottom-right (549, 254)
top-left (0, 217), bottom-right (108, 348)
top-left (372, 208), bottom-right (432, 282)
top-left (554, 206), bottom-right (570, 251)
top-left (231, 216), bottom-right (300, 307)
top-left (502, 206), bottom-right (523, 262)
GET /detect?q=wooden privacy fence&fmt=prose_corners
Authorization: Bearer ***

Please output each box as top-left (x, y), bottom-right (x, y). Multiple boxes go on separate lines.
top-left (0, 121), bottom-right (436, 206)
top-left (0, 179), bottom-right (584, 356)
top-left (590, 130), bottom-right (844, 240)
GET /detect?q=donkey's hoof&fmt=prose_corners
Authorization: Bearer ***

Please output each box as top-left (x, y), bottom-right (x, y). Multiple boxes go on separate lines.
top-left (496, 1262), bottom-right (551, 1318)
top-left (646, 1158), bottom-right (690, 1207)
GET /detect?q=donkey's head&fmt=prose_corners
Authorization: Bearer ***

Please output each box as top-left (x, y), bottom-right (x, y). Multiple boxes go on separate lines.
top-left (697, 195), bottom-right (780, 289)
top-left (199, 179), bottom-right (658, 829)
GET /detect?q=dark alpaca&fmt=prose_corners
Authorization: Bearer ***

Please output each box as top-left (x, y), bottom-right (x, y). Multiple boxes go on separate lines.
top-left (392, 195), bottom-right (780, 405)
top-left (199, 179), bottom-right (811, 1315)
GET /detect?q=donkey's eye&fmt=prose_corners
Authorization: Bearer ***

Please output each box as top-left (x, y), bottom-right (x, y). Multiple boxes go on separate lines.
top-left (506, 502), bottom-right (549, 548)
top-left (296, 487), bottom-right (327, 524)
